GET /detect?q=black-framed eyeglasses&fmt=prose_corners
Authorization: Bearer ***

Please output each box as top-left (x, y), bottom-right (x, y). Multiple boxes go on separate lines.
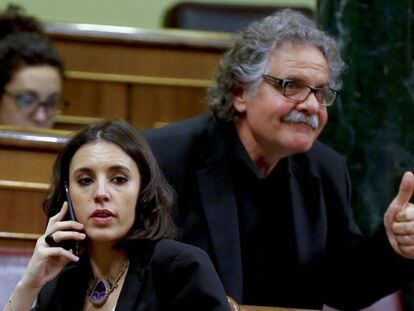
top-left (4, 91), bottom-right (68, 117)
top-left (262, 74), bottom-right (339, 107)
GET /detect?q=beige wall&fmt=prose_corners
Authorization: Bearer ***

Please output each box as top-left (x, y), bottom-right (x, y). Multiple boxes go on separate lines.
top-left (0, 0), bottom-right (316, 29)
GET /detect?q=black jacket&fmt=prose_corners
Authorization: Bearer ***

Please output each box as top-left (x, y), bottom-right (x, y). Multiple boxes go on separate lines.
top-left (143, 115), bottom-right (414, 310)
top-left (35, 239), bottom-right (230, 311)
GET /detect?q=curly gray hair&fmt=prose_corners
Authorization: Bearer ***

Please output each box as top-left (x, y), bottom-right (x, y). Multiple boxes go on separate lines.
top-left (208, 9), bottom-right (345, 121)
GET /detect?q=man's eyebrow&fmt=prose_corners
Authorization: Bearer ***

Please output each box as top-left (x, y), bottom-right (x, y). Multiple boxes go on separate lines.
top-left (282, 75), bottom-right (330, 87)
top-left (281, 74), bottom-right (303, 81)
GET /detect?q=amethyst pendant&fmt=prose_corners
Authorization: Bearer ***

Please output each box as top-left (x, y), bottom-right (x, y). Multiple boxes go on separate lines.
top-left (89, 279), bottom-right (113, 306)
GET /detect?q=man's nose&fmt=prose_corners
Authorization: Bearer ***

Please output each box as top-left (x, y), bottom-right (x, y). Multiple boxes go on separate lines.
top-left (296, 92), bottom-right (321, 115)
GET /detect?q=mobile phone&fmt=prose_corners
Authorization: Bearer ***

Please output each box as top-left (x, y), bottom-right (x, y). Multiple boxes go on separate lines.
top-left (63, 182), bottom-right (80, 257)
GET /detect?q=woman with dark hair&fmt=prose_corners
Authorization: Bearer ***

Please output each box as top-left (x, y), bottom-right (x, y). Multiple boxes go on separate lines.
top-left (3, 120), bottom-right (230, 311)
top-left (0, 4), bottom-right (65, 128)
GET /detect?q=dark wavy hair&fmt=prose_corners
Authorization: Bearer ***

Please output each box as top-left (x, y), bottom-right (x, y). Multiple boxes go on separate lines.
top-left (0, 4), bottom-right (63, 97)
top-left (0, 4), bottom-right (44, 39)
top-left (0, 32), bottom-right (64, 97)
top-left (43, 120), bottom-right (176, 244)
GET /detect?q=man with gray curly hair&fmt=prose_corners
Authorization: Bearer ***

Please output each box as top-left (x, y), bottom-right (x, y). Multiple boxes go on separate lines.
top-left (144, 9), bottom-right (414, 310)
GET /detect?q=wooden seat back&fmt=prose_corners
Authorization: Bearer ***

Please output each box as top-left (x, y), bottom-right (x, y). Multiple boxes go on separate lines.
top-left (45, 23), bottom-right (231, 130)
top-left (0, 126), bottom-right (69, 248)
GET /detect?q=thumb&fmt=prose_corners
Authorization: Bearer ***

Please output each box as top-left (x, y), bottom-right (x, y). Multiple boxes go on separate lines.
top-left (390, 171), bottom-right (414, 210)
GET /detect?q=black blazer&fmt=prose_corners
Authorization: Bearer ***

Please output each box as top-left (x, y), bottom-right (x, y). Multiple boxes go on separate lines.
top-left (35, 239), bottom-right (230, 311)
top-left (143, 115), bottom-right (414, 310)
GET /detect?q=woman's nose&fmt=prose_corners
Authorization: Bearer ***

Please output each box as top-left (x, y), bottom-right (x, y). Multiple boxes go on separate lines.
top-left (93, 181), bottom-right (110, 203)
top-left (31, 105), bottom-right (50, 124)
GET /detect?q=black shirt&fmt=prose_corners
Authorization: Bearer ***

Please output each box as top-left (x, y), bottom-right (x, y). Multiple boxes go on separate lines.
top-left (228, 126), bottom-right (296, 305)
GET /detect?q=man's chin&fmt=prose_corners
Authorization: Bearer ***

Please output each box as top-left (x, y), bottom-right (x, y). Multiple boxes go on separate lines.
top-left (289, 138), bottom-right (316, 154)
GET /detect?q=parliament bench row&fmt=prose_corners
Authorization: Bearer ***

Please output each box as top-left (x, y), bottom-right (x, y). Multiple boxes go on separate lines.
top-left (46, 23), bottom-right (230, 130)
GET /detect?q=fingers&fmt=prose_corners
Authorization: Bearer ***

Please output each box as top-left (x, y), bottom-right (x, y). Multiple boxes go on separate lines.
top-left (50, 231), bottom-right (85, 245)
top-left (399, 245), bottom-right (414, 256)
top-left (393, 221), bottom-right (414, 235)
top-left (385, 172), bottom-right (414, 259)
top-left (396, 205), bottom-right (414, 222)
top-left (19, 244), bottom-right (79, 289)
top-left (42, 221), bottom-right (84, 249)
top-left (44, 201), bottom-right (84, 238)
top-left (39, 245), bottom-right (80, 262)
top-left (48, 231), bottom-right (86, 245)
top-left (395, 234), bottom-right (414, 246)
top-left (47, 202), bottom-right (68, 226)
top-left (390, 171), bottom-right (414, 209)
top-left (389, 199), bottom-right (414, 259)
top-left (46, 220), bottom-right (83, 236)
top-left (41, 200), bottom-right (85, 250)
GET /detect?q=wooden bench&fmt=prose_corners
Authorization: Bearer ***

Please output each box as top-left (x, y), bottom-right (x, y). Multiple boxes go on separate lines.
top-left (45, 23), bottom-right (232, 130)
top-left (0, 126), bottom-right (69, 248)
top-left (0, 126), bottom-right (68, 183)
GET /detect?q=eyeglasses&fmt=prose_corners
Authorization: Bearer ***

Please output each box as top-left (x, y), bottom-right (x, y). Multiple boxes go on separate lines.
top-left (262, 74), bottom-right (339, 107)
top-left (4, 91), bottom-right (67, 117)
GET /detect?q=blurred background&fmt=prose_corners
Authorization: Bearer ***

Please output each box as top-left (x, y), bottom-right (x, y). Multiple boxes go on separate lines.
top-left (0, 0), bottom-right (316, 29)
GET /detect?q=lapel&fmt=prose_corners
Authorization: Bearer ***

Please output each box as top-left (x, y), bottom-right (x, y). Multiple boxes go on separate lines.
top-left (115, 247), bottom-right (150, 311)
top-left (195, 119), bottom-right (243, 302)
top-left (288, 152), bottom-right (327, 266)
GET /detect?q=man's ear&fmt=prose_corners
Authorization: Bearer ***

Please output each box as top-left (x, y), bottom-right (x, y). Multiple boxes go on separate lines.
top-left (233, 84), bottom-right (247, 113)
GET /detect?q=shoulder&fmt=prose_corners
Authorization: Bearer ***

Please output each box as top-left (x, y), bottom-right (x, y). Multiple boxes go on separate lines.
top-left (290, 141), bottom-right (350, 192)
top-left (140, 114), bottom-right (216, 167)
top-left (147, 240), bottom-right (230, 311)
top-left (308, 140), bottom-right (345, 162)
top-left (152, 239), bottom-right (210, 265)
top-left (301, 140), bottom-right (348, 173)
top-left (142, 114), bottom-right (212, 147)
top-left (149, 239), bottom-right (218, 277)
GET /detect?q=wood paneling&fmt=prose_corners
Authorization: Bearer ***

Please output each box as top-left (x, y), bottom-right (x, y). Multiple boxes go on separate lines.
top-left (0, 126), bottom-right (68, 183)
top-left (0, 184), bottom-right (47, 248)
top-left (0, 128), bottom-right (66, 247)
top-left (60, 72), bottom-right (210, 130)
top-left (45, 23), bottom-right (228, 129)
top-left (55, 40), bottom-right (223, 80)
top-left (130, 84), bottom-right (208, 130)
top-left (53, 115), bottom-right (105, 131)
top-left (0, 149), bottom-right (58, 183)
top-left (47, 23), bottom-right (230, 80)
top-left (0, 187), bottom-right (46, 233)
top-left (62, 79), bottom-right (127, 119)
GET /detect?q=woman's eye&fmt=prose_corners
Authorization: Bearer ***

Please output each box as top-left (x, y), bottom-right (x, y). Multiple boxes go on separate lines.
top-left (112, 176), bottom-right (127, 185)
top-left (78, 177), bottom-right (93, 185)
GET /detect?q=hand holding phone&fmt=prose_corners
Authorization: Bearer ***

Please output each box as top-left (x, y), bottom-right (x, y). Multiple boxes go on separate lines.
top-left (63, 182), bottom-right (80, 256)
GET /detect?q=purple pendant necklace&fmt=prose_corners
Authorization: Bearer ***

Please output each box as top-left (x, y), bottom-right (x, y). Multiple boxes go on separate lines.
top-left (87, 259), bottom-right (129, 307)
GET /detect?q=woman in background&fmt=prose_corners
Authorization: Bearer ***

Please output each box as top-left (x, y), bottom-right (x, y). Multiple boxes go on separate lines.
top-left (0, 5), bottom-right (64, 128)
top-left (3, 120), bottom-right (230, 311)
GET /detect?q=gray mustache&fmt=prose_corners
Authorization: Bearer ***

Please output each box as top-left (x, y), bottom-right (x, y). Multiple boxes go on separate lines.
top-left (281, 111), bottom-right (319, 129)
